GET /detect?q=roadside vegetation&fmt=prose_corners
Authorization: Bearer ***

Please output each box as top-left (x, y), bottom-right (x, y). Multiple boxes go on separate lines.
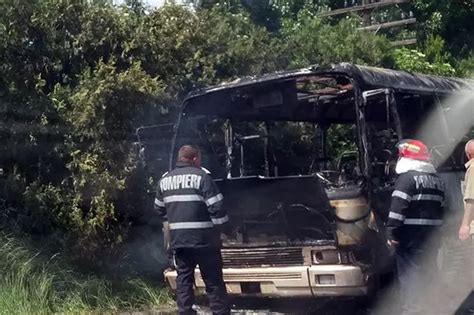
top-left (0, 0), bottom-right (472, 312)
top-left (0, 233), bottom-right (173, 314)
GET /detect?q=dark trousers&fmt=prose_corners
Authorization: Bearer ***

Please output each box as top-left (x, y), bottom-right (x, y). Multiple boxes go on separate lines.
top-left (174, 247), bottom-right (230, 315)
top-left (396, 247), bottom-right (438, 315)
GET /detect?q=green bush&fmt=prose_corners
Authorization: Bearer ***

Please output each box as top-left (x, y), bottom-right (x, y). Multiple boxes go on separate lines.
top-left (279, 11), bottom-right (391, 68)
top-left (393, 48), bottom-right (456, 76)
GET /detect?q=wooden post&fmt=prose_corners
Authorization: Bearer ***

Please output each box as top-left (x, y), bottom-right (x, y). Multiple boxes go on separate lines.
top-left (361, 0), bottom-right (371, 25)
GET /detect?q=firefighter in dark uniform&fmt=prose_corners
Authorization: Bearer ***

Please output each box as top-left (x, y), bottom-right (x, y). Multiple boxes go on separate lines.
top-left (154, 145), bottom-right (230, 315)
top-left (386, 139), bottom-right (445, 315)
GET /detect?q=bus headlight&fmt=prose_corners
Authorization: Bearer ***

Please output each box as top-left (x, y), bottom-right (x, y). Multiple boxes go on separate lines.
top-left (311, 250), bottom-right (352, 264)
top-left (311, 250), bottom-right (340, 264)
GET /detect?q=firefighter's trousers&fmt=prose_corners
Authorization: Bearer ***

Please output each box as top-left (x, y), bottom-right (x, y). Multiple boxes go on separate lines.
top-left (174, 247), bottom-right (230, 315)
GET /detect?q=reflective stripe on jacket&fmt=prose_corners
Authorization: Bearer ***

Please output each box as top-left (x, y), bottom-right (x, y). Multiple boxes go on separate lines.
top-left (386, 170), bottom-right (445, 250)
top-left (154, 161), bottom-right (228, 249)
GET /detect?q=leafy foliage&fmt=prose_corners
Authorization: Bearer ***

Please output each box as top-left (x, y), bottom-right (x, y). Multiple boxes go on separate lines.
top-left (412, 0), bottom-right (474, 58)
top-left (457, 53), bottom-right (474, 79)
top-left (279, 11), bottom-right (391, 68)
top-left (393, 48), bottom-right (456, 76)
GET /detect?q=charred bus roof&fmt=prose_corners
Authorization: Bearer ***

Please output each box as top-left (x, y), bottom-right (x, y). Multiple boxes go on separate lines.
top-left (181, 63), bottom-right (474, 123)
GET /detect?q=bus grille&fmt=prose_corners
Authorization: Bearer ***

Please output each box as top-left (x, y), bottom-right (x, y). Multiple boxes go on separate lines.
top-left (221, 247), bottom-right (304, 268)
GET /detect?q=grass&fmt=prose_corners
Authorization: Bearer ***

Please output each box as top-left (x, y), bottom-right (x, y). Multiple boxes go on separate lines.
top-left (0, 234), bottom-right (175, 314)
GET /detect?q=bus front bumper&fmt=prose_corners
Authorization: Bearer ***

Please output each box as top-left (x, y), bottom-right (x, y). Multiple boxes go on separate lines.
top-left (164, 265), bottom-right (368, 297)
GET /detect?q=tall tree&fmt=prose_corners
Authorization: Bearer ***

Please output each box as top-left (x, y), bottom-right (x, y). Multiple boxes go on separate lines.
top-left (412, 0), bottom-right (474, 58)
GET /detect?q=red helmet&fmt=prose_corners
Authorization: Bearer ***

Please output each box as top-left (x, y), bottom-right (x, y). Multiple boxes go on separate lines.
top-left (396, 139), bottom-right (430, 161)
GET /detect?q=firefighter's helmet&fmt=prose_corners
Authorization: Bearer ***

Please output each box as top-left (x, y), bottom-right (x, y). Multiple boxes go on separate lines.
top-left (396, 139), bottom-right (430, 161)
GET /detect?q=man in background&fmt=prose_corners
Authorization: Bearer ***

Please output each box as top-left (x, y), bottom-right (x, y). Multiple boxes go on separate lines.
top-left (459, 139), bottom-right (474, 241)
top-left (456, 139), bottom-right (474, 314)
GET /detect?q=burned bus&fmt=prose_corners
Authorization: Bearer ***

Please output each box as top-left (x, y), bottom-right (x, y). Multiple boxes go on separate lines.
top-left (138, 63), bottom-right (474, 299)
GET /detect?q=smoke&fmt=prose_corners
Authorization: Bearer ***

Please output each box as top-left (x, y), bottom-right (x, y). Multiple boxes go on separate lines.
top-left (125, 223), bottom-right (170, 278)
top-left (372, 92), bottom-right (474, 314)
top-left (416, 93), bottom-right (474, 166)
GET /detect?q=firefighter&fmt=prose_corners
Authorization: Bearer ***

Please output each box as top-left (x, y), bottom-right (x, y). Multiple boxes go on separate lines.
top-left (459, 139), bottom-right (474, 241)
top-left (386, 139), bottom-right (445, 315)
top-left (155, 145), bottom-right (230, 315)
